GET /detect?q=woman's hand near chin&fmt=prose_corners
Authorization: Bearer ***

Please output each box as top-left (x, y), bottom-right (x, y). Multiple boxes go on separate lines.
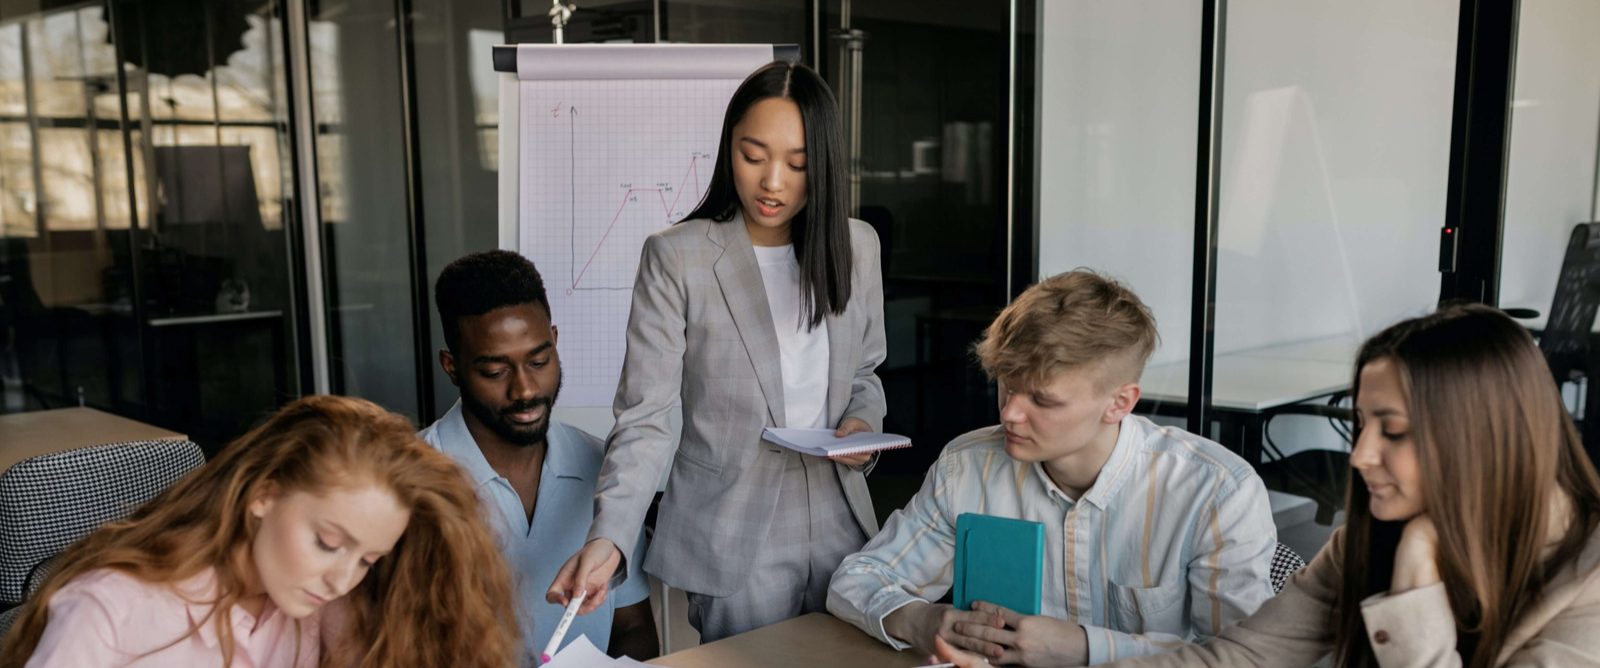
top-left (1392, 514), bottom-right (1442, 593)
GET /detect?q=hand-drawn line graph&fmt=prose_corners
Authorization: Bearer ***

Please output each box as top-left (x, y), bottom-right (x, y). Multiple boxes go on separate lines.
top-left (566, 140), bottom-right (709, 293)
top-left (519, 78), bottom-right (741, 405)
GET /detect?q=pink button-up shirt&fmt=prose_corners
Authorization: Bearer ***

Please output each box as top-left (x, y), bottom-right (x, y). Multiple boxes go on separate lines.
top-left (23, 568), bottom-right (324, 668)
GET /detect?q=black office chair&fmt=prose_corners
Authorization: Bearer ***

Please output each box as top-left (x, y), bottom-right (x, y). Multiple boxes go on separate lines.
top-left (1509, 222), bottom-right (1600, 468)
top-left (1254, 397), bottom-right (1353, 526)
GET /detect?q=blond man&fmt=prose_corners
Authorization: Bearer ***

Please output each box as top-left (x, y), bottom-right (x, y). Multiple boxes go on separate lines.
top-left (827, 270), bottom-right (1276, 666)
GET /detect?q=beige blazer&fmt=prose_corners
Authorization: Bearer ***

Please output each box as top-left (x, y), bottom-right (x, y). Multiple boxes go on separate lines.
top-left (1106, 524), bottom-right (1600, 667)
top-left (587, 213), bottom-right (887, 597)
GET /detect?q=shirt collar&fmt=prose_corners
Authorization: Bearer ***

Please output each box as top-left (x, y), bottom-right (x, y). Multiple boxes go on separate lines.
top-left (431, 400), bottom-right (589, 484)
top-left (430, 401), bottom-right (501, 488)
top-left (179, 570), bottom-right (280, 648)
top-left (1029, 415), bottom-right (1142, 510)
top-left (1082, 414), bottom-right (1141, 509)
top-left (541, 421), bottom-right (589, 482)
top-left (1030, 462), bottom-right (1075, 505)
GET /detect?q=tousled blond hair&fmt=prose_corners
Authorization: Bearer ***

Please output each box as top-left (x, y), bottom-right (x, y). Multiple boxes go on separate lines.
top-left (974, 270), bottom-right (1157, 392)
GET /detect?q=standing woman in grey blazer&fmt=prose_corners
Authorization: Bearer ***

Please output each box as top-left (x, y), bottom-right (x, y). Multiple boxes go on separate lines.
top-left (547, 60), bottom-right (888, 643)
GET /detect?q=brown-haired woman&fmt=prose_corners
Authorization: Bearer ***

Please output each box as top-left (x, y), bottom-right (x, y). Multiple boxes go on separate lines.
top-left (933, 304), bottom-right (1600, 668)
top-left (0, 395), bottom-right (519, 668)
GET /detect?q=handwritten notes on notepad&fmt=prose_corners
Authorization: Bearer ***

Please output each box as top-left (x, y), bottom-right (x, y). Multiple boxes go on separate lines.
top-left (541, 636), bottom-right (650, 668)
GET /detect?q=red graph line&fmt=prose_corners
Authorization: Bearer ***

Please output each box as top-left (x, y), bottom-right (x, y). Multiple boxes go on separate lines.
top-left (665, 157), bottom-right (699, 215)
top-left (570, 157), bottom-right (700, 292)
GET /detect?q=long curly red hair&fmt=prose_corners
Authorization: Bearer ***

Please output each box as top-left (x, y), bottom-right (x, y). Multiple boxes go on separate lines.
top-left (0, 395), bottom-right (520, 668)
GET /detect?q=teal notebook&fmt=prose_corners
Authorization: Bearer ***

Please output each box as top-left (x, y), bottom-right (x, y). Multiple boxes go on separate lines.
top-left (953, 513), bottom-right (1044, 615)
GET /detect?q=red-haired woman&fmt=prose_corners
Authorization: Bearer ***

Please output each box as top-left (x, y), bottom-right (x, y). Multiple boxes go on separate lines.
top-left (0, 395), bottom-right (519, 668)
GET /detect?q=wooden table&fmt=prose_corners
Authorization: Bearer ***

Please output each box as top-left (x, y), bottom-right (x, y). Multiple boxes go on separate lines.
top-left (0, 408), bottom-right (186, 472)
top-left (649, 613), bottom-right (927, 668)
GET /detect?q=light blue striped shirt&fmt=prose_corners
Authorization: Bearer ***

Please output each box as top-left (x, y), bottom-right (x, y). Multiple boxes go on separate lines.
top-left (826, 415), bottom-right (1276, 664)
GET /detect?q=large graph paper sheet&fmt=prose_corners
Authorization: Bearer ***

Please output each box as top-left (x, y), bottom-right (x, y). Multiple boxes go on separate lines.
top-left (508, 45), bottom-right (774, 407)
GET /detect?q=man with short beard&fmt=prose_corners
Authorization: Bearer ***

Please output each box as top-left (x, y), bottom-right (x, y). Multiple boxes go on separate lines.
top-left (420, 250), bottom-right (658, 663)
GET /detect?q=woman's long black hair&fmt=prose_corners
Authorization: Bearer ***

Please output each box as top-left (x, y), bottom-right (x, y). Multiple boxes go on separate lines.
top-left (684, 60), bottom-right (852, 329)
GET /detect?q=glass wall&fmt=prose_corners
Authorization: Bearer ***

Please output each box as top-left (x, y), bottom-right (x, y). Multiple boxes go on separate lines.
top-left (1031, 1), bottom-right (1461, 557)
top-left (128, 0), bottom-right (301, 446)
top-left (0, 0), bottom-right (302, 450)
top-left (1210, 0), bottom-right (1458, 547)
top-left (414, 0), bottom-right (511, 420)
top-left (1216, 1), bottom-right (1454, 355)
top-left (1498, 0), bottom-right (1600, 313)
top-left (819, 0), bottom-right (1013, 495)
top-left (1494, 0), bottom-right (1600, 461)
top-left (306, 0), bottom-right (423, 422)
top-left (0, 7), bottom-right (144, 419)
top-left (1035, 1), bottom-right (1198, 426)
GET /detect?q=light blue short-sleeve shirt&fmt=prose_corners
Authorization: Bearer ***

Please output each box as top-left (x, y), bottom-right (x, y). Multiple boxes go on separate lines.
top-left (420, 401), bottom-right (651, 661)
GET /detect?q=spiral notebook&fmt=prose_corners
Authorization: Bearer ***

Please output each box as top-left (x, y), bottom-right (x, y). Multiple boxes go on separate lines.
top-left (760, 428), bottom-right (912, 458)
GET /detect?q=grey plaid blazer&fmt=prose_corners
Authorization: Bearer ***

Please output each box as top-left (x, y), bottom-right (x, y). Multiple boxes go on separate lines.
top-left (588, 212), bottom-right (887, 597)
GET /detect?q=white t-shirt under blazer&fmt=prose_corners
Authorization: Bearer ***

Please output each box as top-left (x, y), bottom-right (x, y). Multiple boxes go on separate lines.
top-left (752, 243), bottom-right (830, 429)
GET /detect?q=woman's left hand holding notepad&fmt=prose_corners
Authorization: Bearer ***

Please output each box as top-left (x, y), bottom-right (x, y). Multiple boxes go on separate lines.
top-left (832, 417), bottom-right (876, 466)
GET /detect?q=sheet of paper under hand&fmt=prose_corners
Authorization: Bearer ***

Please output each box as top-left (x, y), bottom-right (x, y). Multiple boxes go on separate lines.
top-left (540, 636), bottom-right (652, 668)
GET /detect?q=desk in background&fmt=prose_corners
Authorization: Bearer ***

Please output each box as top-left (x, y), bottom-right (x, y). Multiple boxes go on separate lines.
top-left (0, 407), bottom-right (186, 472)
top-left (1137, 336), bottom-right (1358, 463)
top-left (1499, 302), bottom-right (1600, 333)
top-left (147, 310), bottom-right (286, 448)
top-left (649, 613), bottom-right (925, 668)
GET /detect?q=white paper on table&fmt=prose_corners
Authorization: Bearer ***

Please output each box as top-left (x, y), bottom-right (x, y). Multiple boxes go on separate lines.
top-left (540, 635), bottom-right (652, 668)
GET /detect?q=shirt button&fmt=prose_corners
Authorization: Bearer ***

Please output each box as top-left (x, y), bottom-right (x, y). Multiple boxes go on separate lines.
top-left (1373, 630), bottom-right (1390, 645)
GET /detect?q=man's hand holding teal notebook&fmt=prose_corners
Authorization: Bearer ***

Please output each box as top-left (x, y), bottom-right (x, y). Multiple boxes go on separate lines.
top-left (953, 513), bottom-right (1044, 615)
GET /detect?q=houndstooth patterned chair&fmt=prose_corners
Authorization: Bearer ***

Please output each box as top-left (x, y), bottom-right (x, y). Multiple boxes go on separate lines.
top-left (0, 550), bottom-right (55, 645)
top-left (0, 439), bottom-right (204, 606)
top-left (1270, 542), bottom-right (1308, 594)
